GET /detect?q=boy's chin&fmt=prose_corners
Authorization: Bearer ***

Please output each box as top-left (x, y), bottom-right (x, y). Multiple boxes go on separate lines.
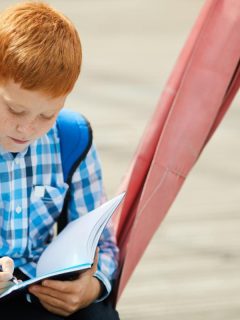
top-left (3, 142), bottom-right (30, 153)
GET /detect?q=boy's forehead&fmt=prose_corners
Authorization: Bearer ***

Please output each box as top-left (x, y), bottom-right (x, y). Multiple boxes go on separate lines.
top-left (0, 80), bottom-right (67, 111)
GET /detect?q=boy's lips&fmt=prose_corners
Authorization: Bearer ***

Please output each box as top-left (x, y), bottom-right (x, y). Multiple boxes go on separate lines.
top-left (9, 137), bottom-right (30, 144)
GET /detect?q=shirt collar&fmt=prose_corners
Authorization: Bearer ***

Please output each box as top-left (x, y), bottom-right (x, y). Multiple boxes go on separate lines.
top-left (0, 144), bottom-right (30, 161)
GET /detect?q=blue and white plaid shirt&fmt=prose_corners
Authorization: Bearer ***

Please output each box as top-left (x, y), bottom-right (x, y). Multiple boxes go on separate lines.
top-left (0, 122), bottom-right (119, 299)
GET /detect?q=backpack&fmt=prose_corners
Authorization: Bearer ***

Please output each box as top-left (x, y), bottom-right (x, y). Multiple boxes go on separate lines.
top-left (56, 108), bottom-right (93, 233)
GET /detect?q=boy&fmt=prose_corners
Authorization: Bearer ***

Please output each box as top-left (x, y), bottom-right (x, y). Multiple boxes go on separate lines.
top-left (0, 2), bottom-right (120, 319)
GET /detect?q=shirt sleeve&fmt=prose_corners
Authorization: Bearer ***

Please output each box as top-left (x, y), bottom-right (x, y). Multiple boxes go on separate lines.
top-left (67, 143), bottom-right (119, 301)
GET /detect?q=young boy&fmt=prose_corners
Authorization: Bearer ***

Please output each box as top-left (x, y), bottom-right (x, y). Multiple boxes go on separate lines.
top-left (0, 2), bottom-right (119, 319)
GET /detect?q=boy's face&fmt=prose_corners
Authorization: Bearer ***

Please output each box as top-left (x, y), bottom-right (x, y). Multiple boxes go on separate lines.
top-left (0, 80), bottom-right (67, 152)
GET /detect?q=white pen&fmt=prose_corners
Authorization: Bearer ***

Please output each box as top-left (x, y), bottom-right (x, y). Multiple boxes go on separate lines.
top-left (9, 276), bottom-right (19, 285)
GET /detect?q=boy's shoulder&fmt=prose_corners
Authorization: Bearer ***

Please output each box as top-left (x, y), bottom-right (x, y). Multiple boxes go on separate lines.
top-left (32, 108), bottom-right (93, 184)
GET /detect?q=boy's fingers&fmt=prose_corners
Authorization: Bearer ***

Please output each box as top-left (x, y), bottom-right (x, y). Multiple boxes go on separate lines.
top-left (0, 271), bottom-right (13, 282)
top-left (80, 248), bottom-right (99, 278)
top-left (0, 257), bottom-right (14, 274)
top-left (92, 248), bottom-right (99, 274)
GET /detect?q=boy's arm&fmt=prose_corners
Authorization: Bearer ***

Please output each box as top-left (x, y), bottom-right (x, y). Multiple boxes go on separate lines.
top-left (67, 143), bottom-right (119, 301)
top-left (28, 144), bottom-right (118, 315)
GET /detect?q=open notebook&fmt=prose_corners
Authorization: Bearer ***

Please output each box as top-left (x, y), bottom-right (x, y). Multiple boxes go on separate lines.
top-left (0, 192), bottom-right (125, 299)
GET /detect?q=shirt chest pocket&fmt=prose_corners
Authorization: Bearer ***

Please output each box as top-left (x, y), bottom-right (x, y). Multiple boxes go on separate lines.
top-left (29, 184), bottom-right (69, 244)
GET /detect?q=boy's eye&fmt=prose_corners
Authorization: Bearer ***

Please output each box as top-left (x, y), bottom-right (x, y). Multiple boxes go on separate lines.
top-left (7, 105), bottom-right (24, 115)
top-left (40, 113), bottom-right (55, 120)
top-left (7, 104), bottom-right (54, 120)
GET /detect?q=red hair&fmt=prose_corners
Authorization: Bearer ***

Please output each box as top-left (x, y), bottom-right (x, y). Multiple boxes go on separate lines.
top-left (0, 1), bottom-right (82, 98)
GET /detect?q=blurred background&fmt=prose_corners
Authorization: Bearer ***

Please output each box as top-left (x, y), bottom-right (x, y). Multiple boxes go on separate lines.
top-left (1, 1), bottom-right (240, 319)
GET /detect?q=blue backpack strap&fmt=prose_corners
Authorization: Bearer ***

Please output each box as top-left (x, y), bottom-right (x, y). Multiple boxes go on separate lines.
top-left (56, 108), bottom-right (93, 232)
top-left (57, 108), bottom-right (93, 184)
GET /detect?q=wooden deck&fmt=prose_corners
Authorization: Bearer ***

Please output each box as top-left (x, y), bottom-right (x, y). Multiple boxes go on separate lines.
top-left (1, 1), bottom-right (239, 318)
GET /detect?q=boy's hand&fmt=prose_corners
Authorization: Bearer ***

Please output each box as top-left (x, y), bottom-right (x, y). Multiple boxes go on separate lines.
top-left (0, 257), bottom-right (15, 293)
top-left (28, 249), bottom-right (103, 317)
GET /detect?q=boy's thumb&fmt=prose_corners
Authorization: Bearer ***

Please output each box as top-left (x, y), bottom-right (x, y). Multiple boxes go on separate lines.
top-left (92, 247), bottom-right (99, 273)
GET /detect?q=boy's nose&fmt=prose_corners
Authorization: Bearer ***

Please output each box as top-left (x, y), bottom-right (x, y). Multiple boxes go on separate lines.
top-left (16, 123), bottom-right (35, 136)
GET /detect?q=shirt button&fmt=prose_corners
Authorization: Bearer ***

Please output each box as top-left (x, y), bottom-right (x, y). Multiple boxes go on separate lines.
top-left (15, 158), bottom-right (20, 165)
top-left (16, 206), bottom-right (22, 214)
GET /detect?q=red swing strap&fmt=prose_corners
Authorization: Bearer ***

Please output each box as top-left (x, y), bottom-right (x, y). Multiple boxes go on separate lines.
top-left (113, 0), bottom-right (240, 304)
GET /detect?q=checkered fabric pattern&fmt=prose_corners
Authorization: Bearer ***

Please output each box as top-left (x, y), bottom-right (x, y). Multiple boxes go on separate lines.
top-left (0, 124), bottom-right (119, 299)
